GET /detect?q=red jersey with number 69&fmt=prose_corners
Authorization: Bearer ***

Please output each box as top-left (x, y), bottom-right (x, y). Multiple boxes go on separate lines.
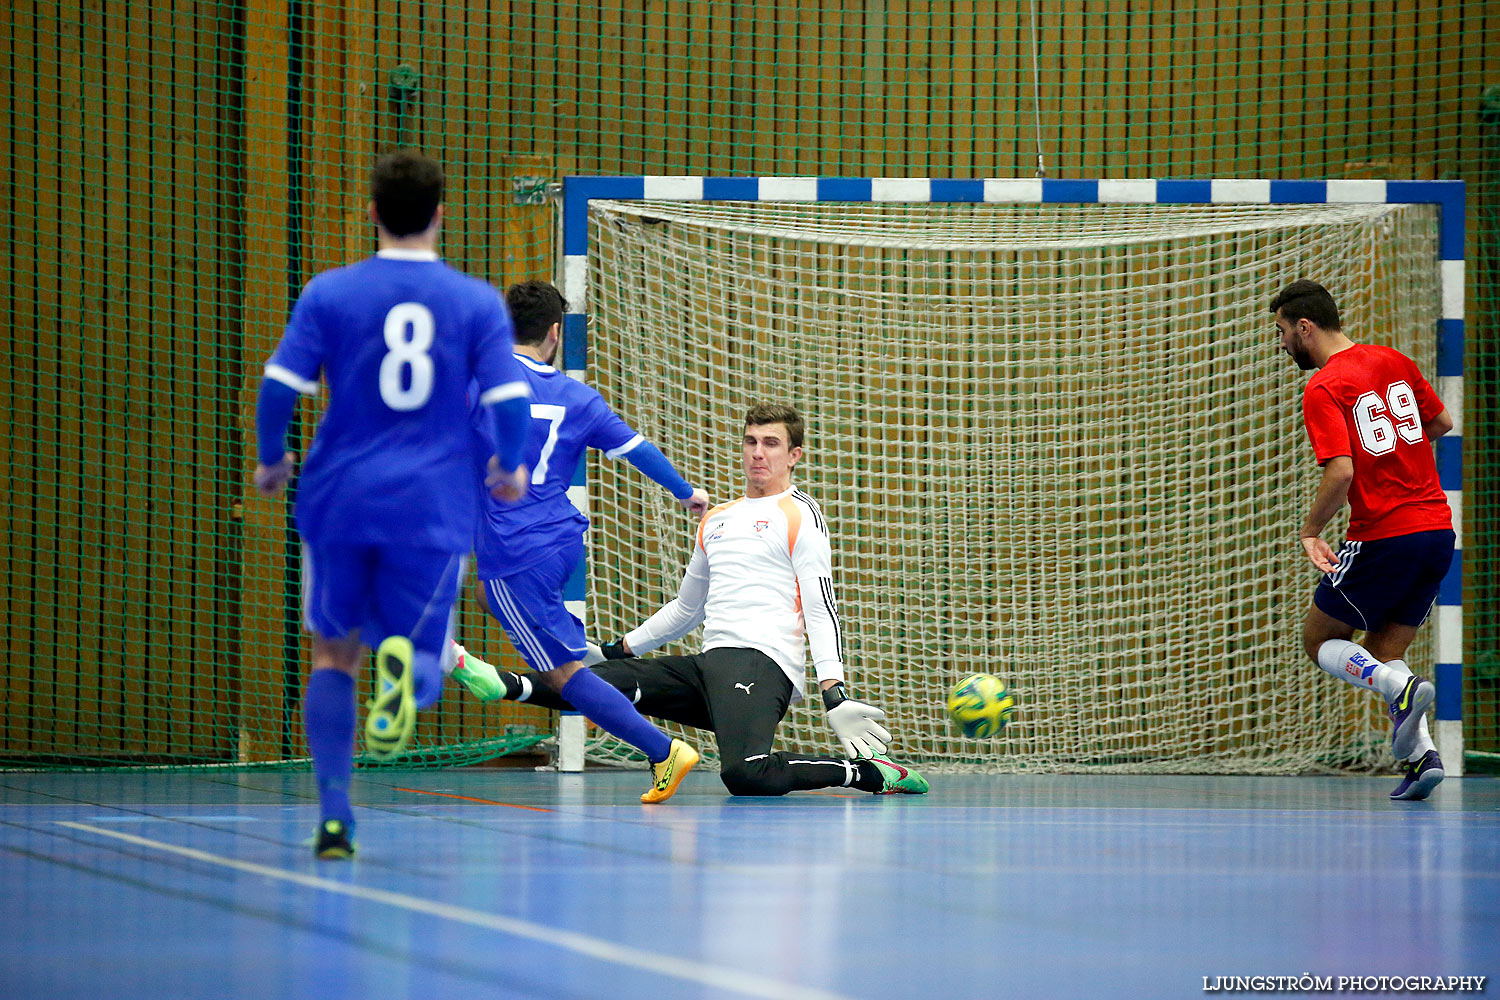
top-left (1302, 343), bottom-right (1451, 542)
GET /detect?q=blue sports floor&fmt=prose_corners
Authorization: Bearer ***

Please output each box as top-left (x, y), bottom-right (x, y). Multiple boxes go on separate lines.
top-left (3, 767), bottom-right (1497, 999)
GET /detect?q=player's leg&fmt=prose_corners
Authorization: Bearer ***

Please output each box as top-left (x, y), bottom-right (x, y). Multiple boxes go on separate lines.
top-left (702, 648), bottom-right (928, 796)
top-left (1368, 622), bottom-right (1445, 801)
top-left (1367, 529), bottom-right (1455, 799)
top-left (363, 547), bottom-right (468, 760)
top-left (440, 583), bottom-right (509, 700)
top-left (1306, 531), bottom-right (1451, 766)
top-left (463, 643), bottom-right (717, 730)
top-left (446, 585), bottom-right (599, 701)
top-left (480, 544), bottom-right (699, 801)
top-left (299, 542), bottom-right (374, 858)
top-left (1302, 603), bottom-right (1414, 701)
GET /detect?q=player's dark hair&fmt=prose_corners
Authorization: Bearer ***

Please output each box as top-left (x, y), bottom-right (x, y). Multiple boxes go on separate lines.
top-left (505, 280), bottom-right (569, 345)
top-left (745, 402), bottom-right (804, 449)
top-left (370, 149), bottom-right (444, 237)
top-left (1270, 279), bottom-right (1342, 331)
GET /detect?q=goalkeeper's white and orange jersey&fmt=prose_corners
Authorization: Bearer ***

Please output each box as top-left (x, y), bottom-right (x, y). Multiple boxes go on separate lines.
top-left (624, 484), bottom-right (844, 701)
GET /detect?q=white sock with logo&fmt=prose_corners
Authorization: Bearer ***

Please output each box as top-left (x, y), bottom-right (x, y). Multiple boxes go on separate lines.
top-left (1406, 715), bottom-right (1436, 761)
top-left (1315, 640), bottom-right (1410, 702)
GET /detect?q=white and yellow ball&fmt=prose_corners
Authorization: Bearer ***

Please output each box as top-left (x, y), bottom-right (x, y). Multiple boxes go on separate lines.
top-left (946, 673), bottom-right (1014, 739)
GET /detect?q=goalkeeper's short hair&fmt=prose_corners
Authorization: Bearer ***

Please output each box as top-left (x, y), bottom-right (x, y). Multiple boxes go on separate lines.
top-left (745, 402), bottom-right (804, 448)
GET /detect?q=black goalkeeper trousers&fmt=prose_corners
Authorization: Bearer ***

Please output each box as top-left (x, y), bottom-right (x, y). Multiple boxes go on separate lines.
top-left (524, 647), bottom-right (857, 796)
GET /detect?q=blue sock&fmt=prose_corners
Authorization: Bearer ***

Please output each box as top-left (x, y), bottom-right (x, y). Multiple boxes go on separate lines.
top-left (304, 669), bottom-right (355, 828)
top-left (560, 669), bottom-right (673, 763)
top-left (413, 650), bottom-right (444, 709)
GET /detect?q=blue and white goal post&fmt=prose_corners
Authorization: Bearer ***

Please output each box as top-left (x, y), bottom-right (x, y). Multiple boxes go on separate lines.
top-left (556, 176), bottom-right (1465, 776)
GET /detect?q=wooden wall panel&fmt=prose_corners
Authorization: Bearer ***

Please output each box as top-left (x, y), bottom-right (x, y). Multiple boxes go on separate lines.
top-left (32, 1), bottom-right (70, 754)
top-left (55, 0), bottom-right (89, 755)
top-left (116, 0), bottom-right (156, 759)
top-left (965, 3), bottom-right (997, 177)
top-left (96, 0), bottom-right (134, 755)
top-left (4, 0), bottom-right (40, 756)
top-left (239, 0), bottom-right (293, 764)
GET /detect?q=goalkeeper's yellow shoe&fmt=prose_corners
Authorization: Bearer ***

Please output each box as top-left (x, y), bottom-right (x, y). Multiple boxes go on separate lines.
top-left (364, 636), bottom-right (417, 761)
top-left (641, 738), bottom-right (699, 804)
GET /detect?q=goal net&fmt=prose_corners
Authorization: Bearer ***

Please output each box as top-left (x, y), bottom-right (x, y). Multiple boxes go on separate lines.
top-left (578, 196), bottom-right (1442, 774)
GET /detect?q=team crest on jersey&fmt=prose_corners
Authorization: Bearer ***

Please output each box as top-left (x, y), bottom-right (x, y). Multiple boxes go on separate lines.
top-left (753, 520), bottom-right (770, 533)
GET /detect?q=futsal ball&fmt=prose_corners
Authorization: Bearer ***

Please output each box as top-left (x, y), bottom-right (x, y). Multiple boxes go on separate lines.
top-left (946, 673), bottom-right (1014, 738)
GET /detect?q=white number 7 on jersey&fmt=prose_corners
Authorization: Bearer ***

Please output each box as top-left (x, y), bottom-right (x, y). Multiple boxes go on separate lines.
top-left (530, 403), bottom-right (567, 485)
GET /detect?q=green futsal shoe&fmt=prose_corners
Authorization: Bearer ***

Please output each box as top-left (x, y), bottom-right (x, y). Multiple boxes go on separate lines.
top-left (868, 757), bottom-right (930, 795)
top-left (450, 643), bottom-right (504, 702)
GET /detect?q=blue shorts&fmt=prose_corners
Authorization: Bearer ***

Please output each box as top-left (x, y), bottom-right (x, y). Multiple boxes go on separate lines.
top-left (1314, 529), bottom-right (1455, 632)
top-left (480, 538), bottom-right (587, 673)
top-left (301, 542), bottom-right (466, 658)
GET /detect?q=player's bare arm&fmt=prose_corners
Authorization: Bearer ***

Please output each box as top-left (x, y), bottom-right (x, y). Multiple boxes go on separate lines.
top-left (1424, 408), bottom-right (1453, 440)
top-left (1299, 455), bottom-right (1354, 572)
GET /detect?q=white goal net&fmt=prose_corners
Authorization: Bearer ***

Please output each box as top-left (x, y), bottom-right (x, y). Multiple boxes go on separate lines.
top-left (578, 197), bottom-right (1441, 774)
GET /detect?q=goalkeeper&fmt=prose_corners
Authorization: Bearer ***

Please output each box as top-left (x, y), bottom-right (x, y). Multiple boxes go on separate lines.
top-left (460, 402), bottom-right (928, 797)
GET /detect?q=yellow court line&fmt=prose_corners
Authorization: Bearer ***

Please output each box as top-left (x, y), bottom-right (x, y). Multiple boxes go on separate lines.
top-left (57, 821), bottom-right (851, 1000)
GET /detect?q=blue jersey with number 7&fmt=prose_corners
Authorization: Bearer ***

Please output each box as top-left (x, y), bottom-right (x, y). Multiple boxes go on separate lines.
top-left (265, 251), bottom-right (528, 550)
top-left (469, 354), bottom-right (643, 577)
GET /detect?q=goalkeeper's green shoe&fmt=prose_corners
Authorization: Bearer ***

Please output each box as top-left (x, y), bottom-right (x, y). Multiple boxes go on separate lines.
top-left (313, 819), bottom-right (356, 860)
top-left (868, 757), bottom-right (929, 795)
top-left (451, 643), bottom-right (504, 702)
top-left (364, 636), bottom-right (417, 761)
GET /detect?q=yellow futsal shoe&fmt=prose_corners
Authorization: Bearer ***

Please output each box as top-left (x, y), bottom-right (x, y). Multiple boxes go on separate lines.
top-left (364, 636), bottom-right (417, 761)
top-left (641, 738), bottom-right (699, 804)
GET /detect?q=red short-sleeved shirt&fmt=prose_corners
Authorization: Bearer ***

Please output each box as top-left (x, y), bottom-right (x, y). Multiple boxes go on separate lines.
top-left (1302, 343), bottom-right (1452, 541)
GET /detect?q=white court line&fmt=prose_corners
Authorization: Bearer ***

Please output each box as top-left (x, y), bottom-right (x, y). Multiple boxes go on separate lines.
top-left (57, 822), bottom-right (849, 1000)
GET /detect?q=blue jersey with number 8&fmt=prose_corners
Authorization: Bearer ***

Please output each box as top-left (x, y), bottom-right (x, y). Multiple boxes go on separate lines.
top-left (470, 354), bottom-right (642, 577)
top-left (266, 251), bottom-right (527, 550)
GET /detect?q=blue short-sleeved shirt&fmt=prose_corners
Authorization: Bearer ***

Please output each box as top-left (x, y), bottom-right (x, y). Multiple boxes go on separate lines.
top-left (265, 251), bottom-right (528, 551)
top-left (471, 354), bottom-right (642, 577)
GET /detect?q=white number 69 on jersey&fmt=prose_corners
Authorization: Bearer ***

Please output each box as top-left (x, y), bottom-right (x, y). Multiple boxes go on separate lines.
top-left (1352, 380), bottom-right (1423, 456)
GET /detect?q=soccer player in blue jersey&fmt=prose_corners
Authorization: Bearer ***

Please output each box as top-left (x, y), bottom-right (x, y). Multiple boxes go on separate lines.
top-left (254, 150), bottom-right (531, 858)
top-left (448, 279), bottom-right (710, 803)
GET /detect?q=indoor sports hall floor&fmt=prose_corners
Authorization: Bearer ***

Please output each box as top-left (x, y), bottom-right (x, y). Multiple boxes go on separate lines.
top-left (3, 767), bottom-right (1497, 999)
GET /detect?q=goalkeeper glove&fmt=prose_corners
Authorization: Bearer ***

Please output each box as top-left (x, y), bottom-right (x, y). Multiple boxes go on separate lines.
top-left (599, 639), bottom-right (632, 660)
top-left (822, 683), bottom-right (890, 759)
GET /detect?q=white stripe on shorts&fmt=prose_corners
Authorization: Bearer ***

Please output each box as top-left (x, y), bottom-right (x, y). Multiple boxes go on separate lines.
top-left (487, 578), bottom-right (563, 672)
top-left (300, 542), bottom-right (351, 638)
top-left (1328, 540), bottom-right (1362, 587)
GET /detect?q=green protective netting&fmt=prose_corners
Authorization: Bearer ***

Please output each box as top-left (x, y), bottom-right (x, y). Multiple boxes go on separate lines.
top-left (3, 0), bottom-right (1495, 770)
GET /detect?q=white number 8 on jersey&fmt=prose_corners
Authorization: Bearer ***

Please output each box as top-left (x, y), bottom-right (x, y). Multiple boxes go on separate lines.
top-left (379, 302), bottom-right (436, 410)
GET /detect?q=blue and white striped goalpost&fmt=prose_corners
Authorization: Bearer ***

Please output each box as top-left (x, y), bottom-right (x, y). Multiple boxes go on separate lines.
top-left (556, 176), bottom-right (1465, 776)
